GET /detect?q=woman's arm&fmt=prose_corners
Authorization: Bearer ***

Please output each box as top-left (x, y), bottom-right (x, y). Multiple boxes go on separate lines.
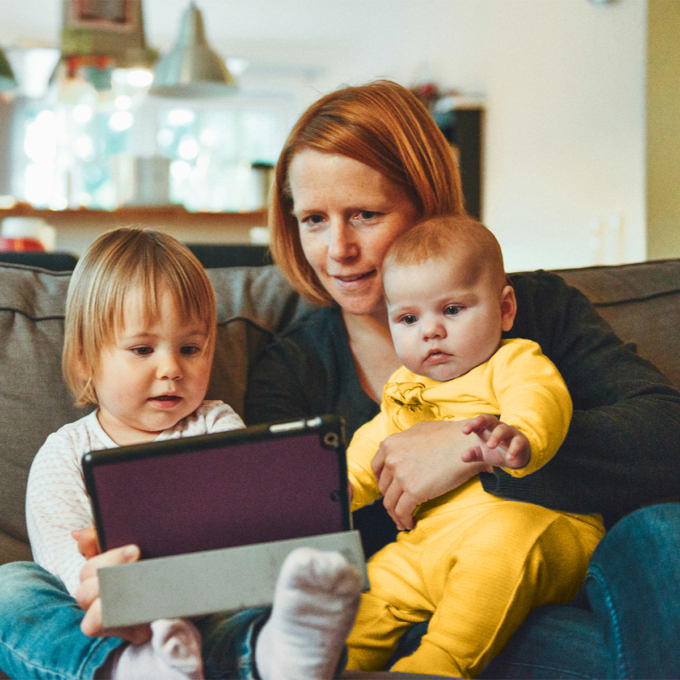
top-left (245, 338), bottom-right (319, 425)
top-left (245, 308), bottom-right (382, 437)
top-left (496, 271), bottom-right (680, 527)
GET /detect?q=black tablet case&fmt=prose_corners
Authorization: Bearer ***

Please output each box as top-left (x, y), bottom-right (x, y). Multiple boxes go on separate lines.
top-left (82, 415), bottom-right (351, 559)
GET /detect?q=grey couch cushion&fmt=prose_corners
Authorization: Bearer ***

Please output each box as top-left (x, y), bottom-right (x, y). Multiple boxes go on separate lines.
top-left (0, 267), bottom-right (76, 562)
top-left (0, 263), bottom-right (317, 565)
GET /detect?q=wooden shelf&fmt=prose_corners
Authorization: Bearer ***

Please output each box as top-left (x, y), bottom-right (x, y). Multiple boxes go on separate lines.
top-left (0, 203), bottom-right (268, 228)
top-left (0, 203), bottom-right (269, 256)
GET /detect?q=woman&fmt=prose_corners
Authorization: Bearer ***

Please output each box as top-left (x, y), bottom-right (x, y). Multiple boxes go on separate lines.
top-left (244, 79), bottom-right (680, 677)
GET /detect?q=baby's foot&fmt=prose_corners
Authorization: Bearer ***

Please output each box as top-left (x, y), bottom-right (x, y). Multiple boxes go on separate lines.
top-left (110, 618), bottom-right (203, 680)
top-left (151, 618), bottom-right (203, 678)
top-left (256, 547), bottom-right (361, 680)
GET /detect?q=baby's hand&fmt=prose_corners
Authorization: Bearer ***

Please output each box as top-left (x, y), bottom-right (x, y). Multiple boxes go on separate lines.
top-left (461, 415), bottom-right (531, 469)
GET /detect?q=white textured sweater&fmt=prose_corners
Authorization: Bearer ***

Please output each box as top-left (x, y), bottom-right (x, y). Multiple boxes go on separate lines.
top-left (26, 400), bottom-right (244, 596)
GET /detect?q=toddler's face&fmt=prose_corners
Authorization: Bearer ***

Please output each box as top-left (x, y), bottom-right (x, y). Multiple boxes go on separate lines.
top-left (384, 257), bottom-right (515, 382)
top-left (91, 287), bottom-right (211, 445)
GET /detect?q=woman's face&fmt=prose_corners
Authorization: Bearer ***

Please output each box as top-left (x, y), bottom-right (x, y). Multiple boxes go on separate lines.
top-left (288, 150), bottom-right (419, 317)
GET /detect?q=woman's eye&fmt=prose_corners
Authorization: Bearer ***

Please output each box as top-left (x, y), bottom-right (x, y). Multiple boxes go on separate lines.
top-left (131, 347), bottom-right (153, 356)
top-left (402, 315), bottom-right (418, 325)
top-left (359, 211), bottom-right (377, 220)
top-left (181, 345), bottom-right (201, 356)
top-left (300, 214), bottom-right (325, 227)
top-left (445, 305), bottom-right (463, 316)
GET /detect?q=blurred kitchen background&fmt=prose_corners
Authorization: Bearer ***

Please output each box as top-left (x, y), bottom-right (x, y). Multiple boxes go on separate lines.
top-left (0, 0), bottom-right (678, 272)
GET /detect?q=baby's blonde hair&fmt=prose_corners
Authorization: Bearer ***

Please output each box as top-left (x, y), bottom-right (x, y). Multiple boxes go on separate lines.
top-left (383, 215), bottom-right (508, 293)
top-left (63, 228), bottom-right (216, 406)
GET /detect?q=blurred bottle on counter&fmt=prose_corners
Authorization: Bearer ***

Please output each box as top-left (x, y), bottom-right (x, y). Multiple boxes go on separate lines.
top-left (0, 216), bottom-right (56, 252)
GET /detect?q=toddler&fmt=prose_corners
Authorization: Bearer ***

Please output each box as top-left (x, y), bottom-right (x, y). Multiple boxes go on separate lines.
top-left (345, 216), bottom-right (605, 678)
top-left (25, 228), bottom-right (360, 680)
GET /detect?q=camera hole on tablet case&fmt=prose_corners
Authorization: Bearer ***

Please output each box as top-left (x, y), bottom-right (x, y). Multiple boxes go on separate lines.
top-left (323, 432), bottom-right (340, 448)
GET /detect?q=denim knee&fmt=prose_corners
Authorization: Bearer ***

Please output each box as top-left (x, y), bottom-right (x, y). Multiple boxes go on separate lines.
top-left (584, 503), bottom-right (680, 679)
top-left (588, 503), bottom-right (680, 576)
top-left (0, 561), bottom-right (123, 680)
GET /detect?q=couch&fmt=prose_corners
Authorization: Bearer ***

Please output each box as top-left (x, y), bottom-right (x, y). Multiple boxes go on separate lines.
top-left (1, 257), bottom-right (680, 675)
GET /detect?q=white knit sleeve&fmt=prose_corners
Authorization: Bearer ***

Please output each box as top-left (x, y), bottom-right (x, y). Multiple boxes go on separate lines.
top-left (26, 430), bottom-right (94, 597)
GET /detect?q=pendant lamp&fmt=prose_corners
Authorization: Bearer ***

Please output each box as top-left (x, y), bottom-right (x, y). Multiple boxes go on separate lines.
top-left (149, 1), bottom-right (236, 98)
top-left (0, 47), bottom-right (17, 92)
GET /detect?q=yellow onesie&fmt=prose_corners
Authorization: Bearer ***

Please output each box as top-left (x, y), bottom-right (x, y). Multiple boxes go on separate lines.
top-left (346, 339), bottom-right (605, 678)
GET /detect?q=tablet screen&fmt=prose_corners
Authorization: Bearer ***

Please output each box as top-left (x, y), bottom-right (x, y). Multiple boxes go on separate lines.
top-left (83, 417), bottom-right (350, 559)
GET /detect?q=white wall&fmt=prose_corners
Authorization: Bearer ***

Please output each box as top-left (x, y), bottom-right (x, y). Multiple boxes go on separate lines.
top-left (0, 0), bottom-right (648, 271)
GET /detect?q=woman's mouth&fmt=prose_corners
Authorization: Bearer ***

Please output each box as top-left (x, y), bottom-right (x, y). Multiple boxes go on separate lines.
top-left (332, 271), bottom-right (376, 286)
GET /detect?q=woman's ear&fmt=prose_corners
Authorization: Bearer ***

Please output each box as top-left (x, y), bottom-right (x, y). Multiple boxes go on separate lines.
top-left (500, 285), bottom-right (517, 332)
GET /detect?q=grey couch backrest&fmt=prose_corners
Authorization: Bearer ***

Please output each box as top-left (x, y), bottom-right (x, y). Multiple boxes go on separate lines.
top-left (555, 259), bottom-right (680, 390)
top-left (2, 258), bottom-right (680, 566)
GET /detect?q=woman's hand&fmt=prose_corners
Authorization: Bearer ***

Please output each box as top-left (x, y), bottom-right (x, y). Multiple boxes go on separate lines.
top-left (371, 420), bottom-right (492, 530)
top-left (73, 534), bottom-right (152, 645)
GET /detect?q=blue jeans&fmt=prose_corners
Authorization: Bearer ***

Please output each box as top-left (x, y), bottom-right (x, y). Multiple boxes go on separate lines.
top-left (388, 503), bottom-right (680, 679)
top-left (0, 562), bottom-right (269, 680)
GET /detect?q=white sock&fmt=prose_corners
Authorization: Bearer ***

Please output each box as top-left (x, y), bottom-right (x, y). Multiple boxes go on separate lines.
top-left (255, 547), bottom-right (361, 680)
top-left (109, 618), bottom-right (204, 680)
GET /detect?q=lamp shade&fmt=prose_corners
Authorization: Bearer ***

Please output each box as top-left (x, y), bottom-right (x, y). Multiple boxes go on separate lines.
top-left (0, 47), bottom-right (17, 92)
top-left (149, 1), bottom-right (236, 98)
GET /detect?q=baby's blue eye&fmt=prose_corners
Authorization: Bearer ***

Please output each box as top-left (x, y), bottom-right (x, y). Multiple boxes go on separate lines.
top-left (402, 315), bottom-right (418, 325)
top-left (445, 305), bottom-right (463, 316)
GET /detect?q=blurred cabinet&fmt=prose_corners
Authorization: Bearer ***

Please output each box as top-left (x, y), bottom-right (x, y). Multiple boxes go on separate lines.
top-left (434, 104), bottom-right (483, 219)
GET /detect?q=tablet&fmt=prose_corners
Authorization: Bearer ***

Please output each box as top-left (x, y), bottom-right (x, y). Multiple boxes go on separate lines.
top-left (82, 414), bottom-right (351, 559)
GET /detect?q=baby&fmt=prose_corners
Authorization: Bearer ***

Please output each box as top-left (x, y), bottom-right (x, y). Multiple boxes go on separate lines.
top-left (345, 216), bottom-right (605, 678)
top-left (24, 227), bottom-right (360, 680)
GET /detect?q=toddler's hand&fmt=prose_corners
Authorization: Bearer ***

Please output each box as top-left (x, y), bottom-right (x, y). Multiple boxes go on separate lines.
top-left (72, 526), bottom-right (99, 560)
top-left (461, 415), bottom-right (531, 469)
top-left (76, 543), bottom-right (152, 644)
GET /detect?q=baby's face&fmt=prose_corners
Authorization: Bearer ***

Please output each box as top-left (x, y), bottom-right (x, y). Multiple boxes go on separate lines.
top-left (384, 257), bottom-right (515, 381)
top-left (92, 287), bottom-right (211, 445)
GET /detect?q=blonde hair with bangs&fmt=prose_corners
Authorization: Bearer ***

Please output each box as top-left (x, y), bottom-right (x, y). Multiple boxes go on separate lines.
top-left (63, 228), bottom-right (216, 407)
top-left (269, 80), bottom-right (466, 306)
top-left (383, 215), bottom-right (508, 293)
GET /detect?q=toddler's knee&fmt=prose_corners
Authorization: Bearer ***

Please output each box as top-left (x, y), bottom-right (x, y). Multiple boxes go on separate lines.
top-left (0, 562), bottom-right (65, 606)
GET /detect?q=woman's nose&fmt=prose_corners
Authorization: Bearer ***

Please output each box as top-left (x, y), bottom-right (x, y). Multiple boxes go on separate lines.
top-left (328, 222), bottom-right (358, 262)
